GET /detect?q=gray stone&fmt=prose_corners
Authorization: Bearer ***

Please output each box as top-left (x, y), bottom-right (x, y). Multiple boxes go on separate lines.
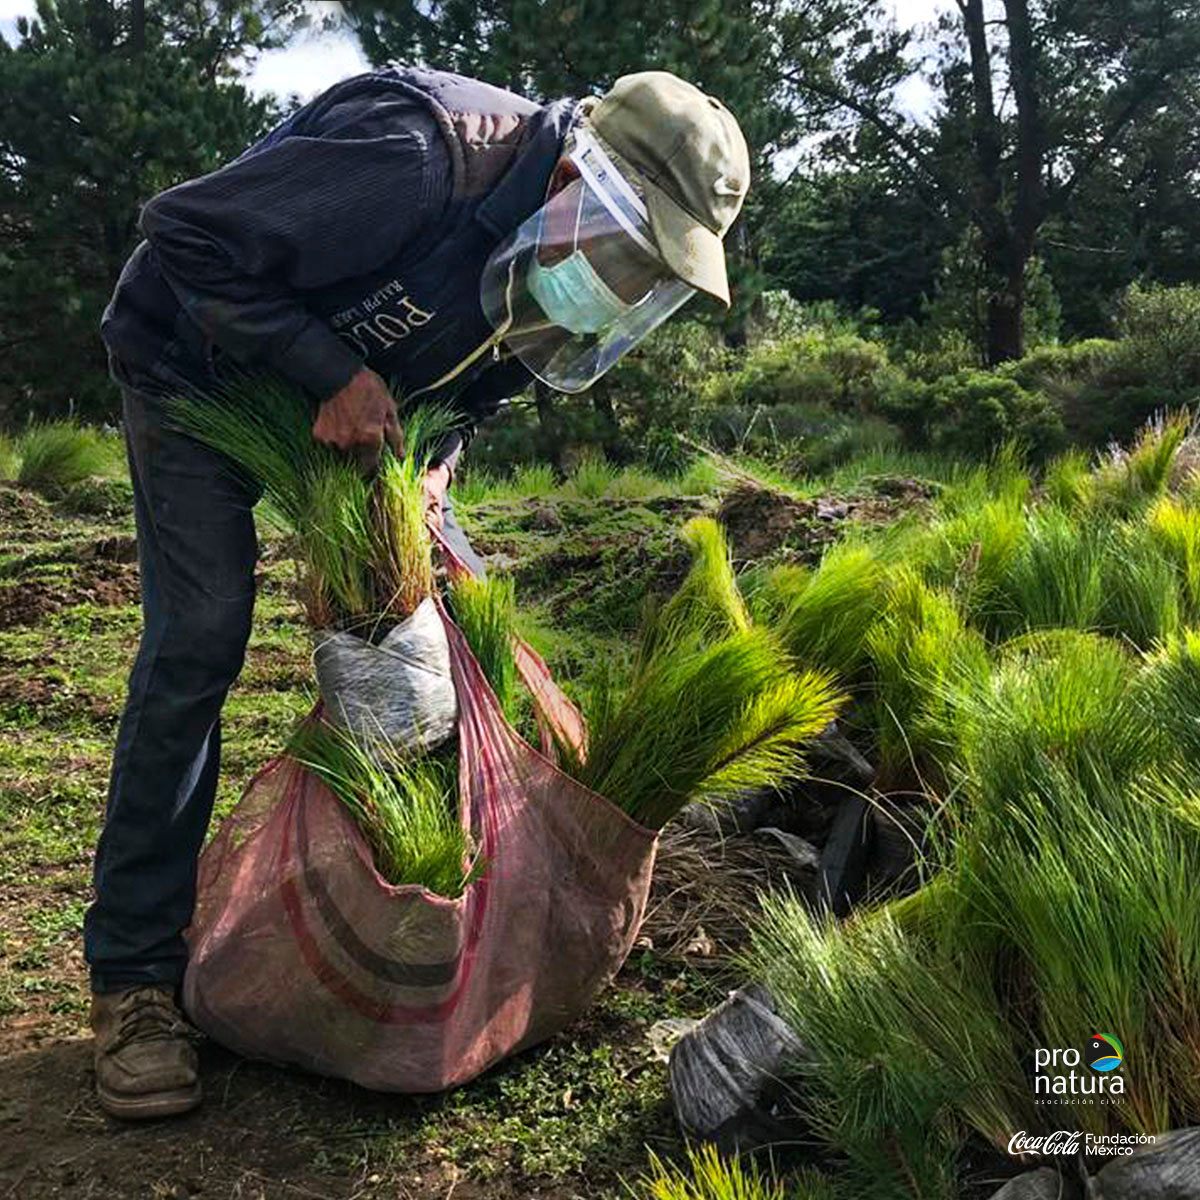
top-left (987, 1169), bottom-right (1070, 1200)
top-left (1093, 1128), bottom-right (1200, 1199)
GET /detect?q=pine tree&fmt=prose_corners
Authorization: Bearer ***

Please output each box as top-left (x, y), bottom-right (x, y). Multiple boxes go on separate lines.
top-left (0, 1), bottom-right (300, 421)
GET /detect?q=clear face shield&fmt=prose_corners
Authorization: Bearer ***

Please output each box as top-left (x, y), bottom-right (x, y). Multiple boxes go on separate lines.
top-left (479, 129), bottom-right (696, 393)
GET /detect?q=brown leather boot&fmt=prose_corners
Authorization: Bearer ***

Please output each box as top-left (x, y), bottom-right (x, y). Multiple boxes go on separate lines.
top-left (90, 985), bottom-right (201, 1120)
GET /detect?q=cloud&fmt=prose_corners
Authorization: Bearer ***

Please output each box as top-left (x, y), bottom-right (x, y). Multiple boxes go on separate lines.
top-left (245, 26), bottom-right (369, 101)
top-left (890, 0), bottom-right (956, 25)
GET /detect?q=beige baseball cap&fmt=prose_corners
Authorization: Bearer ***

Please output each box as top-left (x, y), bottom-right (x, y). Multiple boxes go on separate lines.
top-left (589, 71), bottom-right (750, 306)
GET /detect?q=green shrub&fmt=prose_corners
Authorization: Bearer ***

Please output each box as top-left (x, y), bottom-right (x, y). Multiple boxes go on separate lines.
top-left (881, 369), bottom-right (1065, 462)
top-left (1001, 338), bottom-right (1119, 395)
top-left (1117, 281), bottom-right (1200, 395)
top-left (888, 323), bottom-right (978, 383)
top-left (15, 422), bottom-right (118, 493)
top-left (636, 1144), bottom-right (815, 1200)
top-left (705, 331), bottom-right (895, 415)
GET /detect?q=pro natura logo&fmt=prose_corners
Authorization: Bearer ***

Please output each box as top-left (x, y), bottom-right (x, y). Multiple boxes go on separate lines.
top-left (1033, 1033), bottom-right (1126, 1103)
top-left (1086, 1033), bottom-right (1124, 1072)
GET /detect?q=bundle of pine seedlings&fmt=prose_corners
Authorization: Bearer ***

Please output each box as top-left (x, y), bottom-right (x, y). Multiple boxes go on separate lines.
top-left (173, 374), bottom-right (454, 635)
top-left (745, 629), bottom-right (1200, 1200)
top-left (559, 518), bottom-right (843, 830)
top-left (172, 376), bottom-right (478, 895)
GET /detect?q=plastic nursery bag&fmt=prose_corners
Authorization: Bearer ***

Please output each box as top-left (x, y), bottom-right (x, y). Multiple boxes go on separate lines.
top-left (313, 596), bottom-right (457, 753)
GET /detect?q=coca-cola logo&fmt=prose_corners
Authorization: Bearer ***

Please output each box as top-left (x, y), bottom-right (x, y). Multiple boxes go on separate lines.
top-left (1008, 1130), bottom-right (1085, 1156)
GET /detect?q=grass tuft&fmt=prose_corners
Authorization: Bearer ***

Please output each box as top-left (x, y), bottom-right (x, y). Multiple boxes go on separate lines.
top-left (448, 572), bottom-right (519, 719)
top-left (774, 542), bottom-right (888, 679)
top-left (639, 518), bottom-right (749, 664)
top-left (289, 719), bottom-right (477, 897)
top-left (15, 422), bottom-right (118, 493)
top-left (634, 1144), bottom-right (816, 1200)
top-left (569, 628), bottom-right (839, 829)
top-left (171, 377), bottom-right (455, 630)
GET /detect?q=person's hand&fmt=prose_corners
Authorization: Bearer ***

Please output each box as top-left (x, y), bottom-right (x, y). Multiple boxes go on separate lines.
top-left (312, 367), bottom-right (402, 475)
top-left (423, 462), bottom-right (451, 532)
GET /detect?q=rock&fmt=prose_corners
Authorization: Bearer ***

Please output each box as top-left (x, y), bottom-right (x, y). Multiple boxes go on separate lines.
top-left (816, 499), bottom-right (850, 521)
top-left (668, 984), bottom-right (805, 1155)
top-left (987, 1169), bottom-right (1070, 1199)
top-left (867, 798), bottom-right (926, 890)
top-left (1093, 1127), bottom-right (1200, 1199)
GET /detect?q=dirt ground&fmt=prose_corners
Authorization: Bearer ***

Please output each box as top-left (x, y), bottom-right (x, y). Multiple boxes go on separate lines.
top-left (0, 992), bottom-right (684, 1200)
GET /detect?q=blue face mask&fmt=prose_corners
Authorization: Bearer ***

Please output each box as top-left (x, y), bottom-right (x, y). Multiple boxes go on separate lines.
top-left (526, 251), bottom-right (631, 336)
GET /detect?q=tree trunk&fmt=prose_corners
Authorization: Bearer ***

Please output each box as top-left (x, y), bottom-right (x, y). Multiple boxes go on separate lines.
top-left (985, 275), bottom-right (1025, 365)
top-left (588, 378), bottom-right (624, 463)
top-left (533, 381), bottom-right (564, 473)
top-left (130, 0), bottom-right (145, 54)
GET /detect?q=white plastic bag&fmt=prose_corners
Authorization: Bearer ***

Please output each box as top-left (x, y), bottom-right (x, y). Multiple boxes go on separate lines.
top-left (313, 597), bottom-right (457, 752)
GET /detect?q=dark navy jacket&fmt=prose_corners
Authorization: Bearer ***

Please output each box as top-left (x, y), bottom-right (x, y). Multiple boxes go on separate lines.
top-left (101, 68), bottom-right (577, 470)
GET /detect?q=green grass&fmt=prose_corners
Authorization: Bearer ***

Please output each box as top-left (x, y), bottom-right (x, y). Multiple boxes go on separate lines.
top-left (633, 1144), bottom-right (830, 1200)
top-left (14, 422), bottom-right (122, 493)
top-left (773, 542), bottom-right (888, 679)
top-left (448, 571), bottom-right (519, 719)
top-left (0, 431), bottom-right (18, 481)
top-left (1093, 410), bottom-right (1189, 514)
top-left (749, 896), bottom-right (1028, 1200)
top-left (564, 453), bottom-right (620, 500)
top-left (570, 628), bottom-right (839, 829)
top-left (1041, 446), bottom-right (1094, 512)
top-left (638, 518), bottom-right (750, 665)
top-left (1147, 495), bottom-right (1200, 619)
top-left (289, 717), bottom-right (478, 897)
top-left (562, 518), bottom-right (841, 828)
top-left (865, 569), bottom-right (990, 779)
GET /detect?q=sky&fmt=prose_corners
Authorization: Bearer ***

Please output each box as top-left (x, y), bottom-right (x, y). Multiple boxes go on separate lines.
top-left (1, 0), bottom-right (955, 112)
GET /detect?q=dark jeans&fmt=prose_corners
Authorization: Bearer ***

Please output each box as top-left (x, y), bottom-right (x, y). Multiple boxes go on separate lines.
top-left (84, 383), bottom-right (484, 993)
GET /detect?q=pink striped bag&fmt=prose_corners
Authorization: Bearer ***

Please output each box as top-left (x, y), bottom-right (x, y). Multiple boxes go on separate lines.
top-left (183, 595), bottom-right (658, 1092)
